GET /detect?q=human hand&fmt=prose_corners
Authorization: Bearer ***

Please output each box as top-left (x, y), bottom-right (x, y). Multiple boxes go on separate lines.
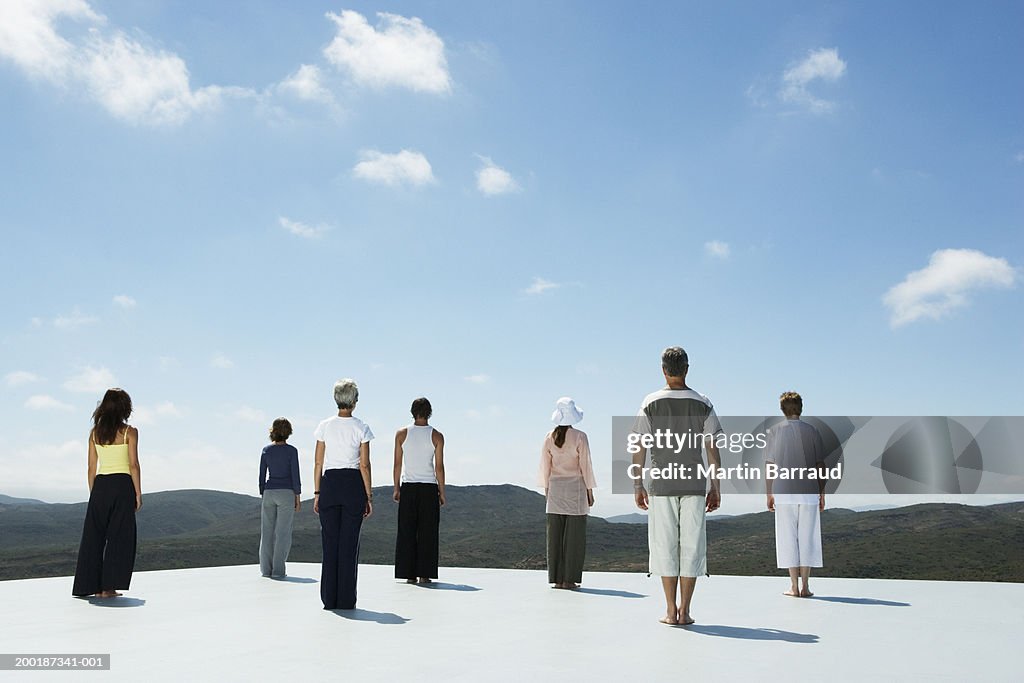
top-left (313, 495), bottom-right (320, 515)
top-left (364, 499), bottom-right (373, 519)
top-left (393, 487), bottom-right (400, 503)
top-left (819, 493), bottom-right (825, 512)
top-left (634, 487), bottom-right (648, 511)
top-left (587, 490), bottom-right (595, 507)
top-left (706, 488), bottom-right (721, 513)
top-left (135, 494), bottom-right (143, 512)
top-left (767, 494), bottom-right (775, 512)
top-left (295, 495), bottom-right (301, 512)
top-left (439, 490), bottom-right (446, 507)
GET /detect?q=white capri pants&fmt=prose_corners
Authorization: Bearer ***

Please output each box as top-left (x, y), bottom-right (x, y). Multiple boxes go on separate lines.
top-left (648, 495), bottom-right (707, 577)
top-left (774, 503), bottom-right (822, 568)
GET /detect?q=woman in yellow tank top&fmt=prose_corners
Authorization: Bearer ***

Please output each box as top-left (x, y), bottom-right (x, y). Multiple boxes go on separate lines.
top-left (72, 388), bottom-right (142, 598)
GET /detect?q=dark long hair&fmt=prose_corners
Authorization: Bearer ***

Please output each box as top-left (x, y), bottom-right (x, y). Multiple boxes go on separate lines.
top-left (92, 388), bottom-right (132, 446)
top-left (553, 425), bottom-right (570, 448)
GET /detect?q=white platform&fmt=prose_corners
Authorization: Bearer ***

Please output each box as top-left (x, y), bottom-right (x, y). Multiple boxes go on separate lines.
top-left (0, 564), bottom-right (1020, 681)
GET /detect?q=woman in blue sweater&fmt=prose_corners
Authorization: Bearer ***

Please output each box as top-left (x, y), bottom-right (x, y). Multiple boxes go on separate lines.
top-left (259, 418), bottom-right (301, 578)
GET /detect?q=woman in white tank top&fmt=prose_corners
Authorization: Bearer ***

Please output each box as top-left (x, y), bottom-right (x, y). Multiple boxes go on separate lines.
top-left (392, 397), bottom-right (446, 584)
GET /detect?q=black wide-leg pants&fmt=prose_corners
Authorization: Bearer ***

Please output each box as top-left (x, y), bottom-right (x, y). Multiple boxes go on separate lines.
top-left (394, 482), bottom-right (440, 580)
top-left (72, 474), bottom-right (137, 596)
top-left (319, 469), bottom-right (367, 610)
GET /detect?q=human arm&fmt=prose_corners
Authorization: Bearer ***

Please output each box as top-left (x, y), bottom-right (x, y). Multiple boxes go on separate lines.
top-left (393, 429), bottom-right (406, 502)
top-left (128, 427), bottom-right (142, 511)
top-left (433, 429), bottom-right (446, 506)
top-left (313, 441), bottom-right (325, 514)
top-left (259, 450), bottom-right (267, 496)
top-left (632, 445), bottom-right (648, 511)
top-left (814, 429), bottom-right (826, 509)
top-left (359, 441), bottom-right (373, 518)
top-left (578, 431), bottom-right (597, 507)
top-left (538, 436), bottom-right (552, 497)
top-left (86, 431), bottom-right (98, 492)
top-left (291, 448), bottom-right (301, 512)
top-left (704, 437), bottom-right (722, 513)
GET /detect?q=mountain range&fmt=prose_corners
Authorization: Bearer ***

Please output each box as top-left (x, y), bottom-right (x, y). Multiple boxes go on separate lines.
top-left (1, 485), bottom-right (1021, 582)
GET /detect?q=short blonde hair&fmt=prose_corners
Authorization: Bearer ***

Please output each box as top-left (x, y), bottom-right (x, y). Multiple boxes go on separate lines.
top-left (779, 391), bottom-right (803, 417)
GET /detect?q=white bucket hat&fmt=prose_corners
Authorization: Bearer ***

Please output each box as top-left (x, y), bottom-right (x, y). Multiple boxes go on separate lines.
top-left (551, 397), bottom-right (584, 426)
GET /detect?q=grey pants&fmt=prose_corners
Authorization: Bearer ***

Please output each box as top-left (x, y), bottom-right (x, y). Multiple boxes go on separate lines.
top-left (260, 489), bottom-right (295, 577)
top-left (546, 514), bottom-right (587, 584)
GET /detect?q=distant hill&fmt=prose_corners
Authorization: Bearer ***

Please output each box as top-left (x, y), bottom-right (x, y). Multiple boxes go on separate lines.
top-left (0, 494), bottom-right (46, 505)
top-left (606, 513), bottom-right (647, 524)
top-left (1, 486), bottom-right (1022, 582)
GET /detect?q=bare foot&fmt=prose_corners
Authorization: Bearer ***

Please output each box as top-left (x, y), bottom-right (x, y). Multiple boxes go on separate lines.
top-left (678, 609), bottom-right (695, 625)
top-left (784, 588), bottom-right (800, 597)
top-left (659, 614), bottom-right (679, 625)
top-left (801, 589), bottom-right (813, 598)
top-left (98, 591), bottom-right (122, 598)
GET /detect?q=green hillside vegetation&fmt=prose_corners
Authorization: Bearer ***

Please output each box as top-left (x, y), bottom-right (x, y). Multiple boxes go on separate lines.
top-left (1, 486), bottom-right (1021, 582)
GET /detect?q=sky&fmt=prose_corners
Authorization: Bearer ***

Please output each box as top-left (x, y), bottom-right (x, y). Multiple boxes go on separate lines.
top-left (1, 0), bottom-right (1021, 517)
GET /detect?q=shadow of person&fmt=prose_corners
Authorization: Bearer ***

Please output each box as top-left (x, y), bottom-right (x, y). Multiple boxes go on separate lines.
top-left (572, 587), bottom-right (646, 599)
top-left (808, 596), bottom-right (910, 607)
top-left (686, 625), bottom-right (818, 643)
top-left (415, 582), bottom-right (480, 592)
top-left (272, 576), bottom-right (318, 584)
top-left (85, 597), bottom-right (146, 608)
top-left (329, 608), bottom-right (409, 625)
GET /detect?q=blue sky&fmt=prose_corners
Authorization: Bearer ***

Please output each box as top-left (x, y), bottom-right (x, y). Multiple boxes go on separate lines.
top-left (1, 0), bottom-right (1021, 516)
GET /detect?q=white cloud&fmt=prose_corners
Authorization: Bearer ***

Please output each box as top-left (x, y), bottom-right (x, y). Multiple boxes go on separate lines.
top-left (25, 394), bottom-right (74, 411)
top-left (353, 149), bottom-right (435, 187)
top-left (523, 277), bottom-right (561, 295)
top-left (475, 156), bottom-right (520, 196)
top-left (780, 47), bottom-right (846, 114)
top-left (1015, 151), bottom-right (1024, 163)
top-left (63, 365), bottom-right (116, 393)
top-left (234, 405), bottom-right (267, 422)
top-left (464, 374), bottom-right (490, 384)
top-left (0, 0), bottom-right (99, 82)
top-left (323, 10), bottom-right (450, 94)
top-left (278, 63), bottom-right (333, 104)
top-left (279, 216), bottom-right (329, 239)
top-left (53, 308), bottom-right (98, 329)
top-left (704, 240), bottom-right (731, 259)
top-left (210, 353), bottom-right (234, 370)
top-left (0, 1), bottom-right (246, 126)
top-left (4, 439), bottom-right (86, 501)
top-left (133, 401), bottom-right (183, 426)
top-left (81, 30), bottom-right (239, 126)
top-left (5, 370), bottom-right (42, 387)
top-left (112, 294), bottom-right (136, 309)
top-left (883, 248), bottom-right (1017, 327)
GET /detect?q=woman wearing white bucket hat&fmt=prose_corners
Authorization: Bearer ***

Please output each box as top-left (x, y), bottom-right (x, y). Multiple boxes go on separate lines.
top-left (538, 397), bottom-right (597, 589)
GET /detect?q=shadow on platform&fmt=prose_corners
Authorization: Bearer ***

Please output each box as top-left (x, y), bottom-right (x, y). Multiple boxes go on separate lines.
top-left (330, 608), bottom-right (410, 625)
top-left (574, 587), bottom-right (646, 599)
top-left (272, 576), bottom-right (318, 584)
top-left (808, 596), bottom-right (910, 607)
top-left (415, 582), bottom-right (480, 592)
top-left (687, 625), bottom-right (818, 643)
top-left (85, 597), bottom-right (146, 608)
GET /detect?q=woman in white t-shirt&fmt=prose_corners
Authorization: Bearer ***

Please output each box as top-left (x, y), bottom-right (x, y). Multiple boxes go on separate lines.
top-left (313, 378), bottom-right (374, 610)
